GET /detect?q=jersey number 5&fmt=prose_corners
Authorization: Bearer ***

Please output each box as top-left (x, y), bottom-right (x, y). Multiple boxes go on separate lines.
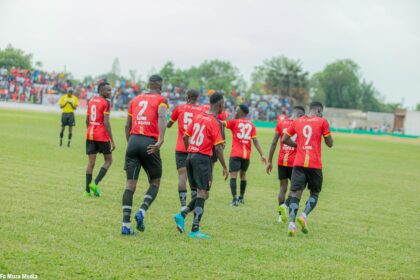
top-left (190, 123), bottom-right (206, 146)
top-left (237, 123), bottom-right (252, 140)
top-left (183, 112), bottom-right (193, 130)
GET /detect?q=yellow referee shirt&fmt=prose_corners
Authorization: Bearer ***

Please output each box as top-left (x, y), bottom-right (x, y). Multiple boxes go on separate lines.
top-left (59, 94), bottom-right (79, 113)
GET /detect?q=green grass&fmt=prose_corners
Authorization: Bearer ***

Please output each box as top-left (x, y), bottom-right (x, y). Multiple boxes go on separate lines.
top-left (0, 109), bottom-right (419, 279)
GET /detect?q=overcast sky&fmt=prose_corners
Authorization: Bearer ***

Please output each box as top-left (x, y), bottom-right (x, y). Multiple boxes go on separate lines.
top-left (1, 0), bottom-right (419, 107)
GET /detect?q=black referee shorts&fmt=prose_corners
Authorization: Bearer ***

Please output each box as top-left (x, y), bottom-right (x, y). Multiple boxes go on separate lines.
top-left (124, 134), bottom-right (162, 181)
top-left (61, 112), bottom-right (75, 127)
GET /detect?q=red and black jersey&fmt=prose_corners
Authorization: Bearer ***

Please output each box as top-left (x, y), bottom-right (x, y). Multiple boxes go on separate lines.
top-left (86, 96), bottom-right (111, 142)
top-left (128, 93), bottom-right (168, 140)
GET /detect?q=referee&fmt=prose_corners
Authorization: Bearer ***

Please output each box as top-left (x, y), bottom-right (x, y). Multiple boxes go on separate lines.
top-left (59, 89), bottom-right (79, 147)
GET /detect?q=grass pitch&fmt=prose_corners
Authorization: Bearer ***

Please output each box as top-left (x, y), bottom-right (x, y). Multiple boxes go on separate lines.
top-left (0, 109), bottom-right (419, 279)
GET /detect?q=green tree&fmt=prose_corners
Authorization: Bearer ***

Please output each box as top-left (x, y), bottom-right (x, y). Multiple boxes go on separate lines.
top-left (251, 56), bottom-right (310, 104)
top-left (416, 103), bottom-right (420, 111)
top-left (0, 44), bottom-right (33, 69)
top-left (359, 80), bottom-right (385, 112)
top-left (196, 60), bottom-right (240, 94)
top-left (312, 59), bottom-right (361, 109)
top-left (159, 61), bottom-right (188, 90)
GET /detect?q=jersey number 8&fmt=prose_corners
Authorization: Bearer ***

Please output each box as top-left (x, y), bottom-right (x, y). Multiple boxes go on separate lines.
top-left (90, 105), bottom-right (97, 122)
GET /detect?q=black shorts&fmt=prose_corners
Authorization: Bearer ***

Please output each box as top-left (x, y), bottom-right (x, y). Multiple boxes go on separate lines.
top-left (61, 112), bottom-right (75, 127)
top-left (124, 134), bottom-right (162, 181)
top-left (86, 140), bottom-right (112, 155)
top-left (186, 153), bottom-right (212, 191)
top-left (229, 157), bottom-right (250, 172)
top-left (278, 166), bottom-right (293, 180)
top-left (175, 152), bottom-right (188, 169)
top-left (290, 166), bottom-right (323, 193)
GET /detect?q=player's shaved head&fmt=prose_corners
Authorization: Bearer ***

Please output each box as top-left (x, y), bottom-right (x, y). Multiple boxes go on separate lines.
top-left (97, 82), bottom-right (110, 93)
top-left (292, 106), bottom-right (305, 118)
top-left (186, 89), bottom-right (199, 103)
top-left (148, 74), bottom-right (163, 91)
top-left (309, 101), bottom-right (324, 117)
top-left (209, 92), bottom-right (224, 114)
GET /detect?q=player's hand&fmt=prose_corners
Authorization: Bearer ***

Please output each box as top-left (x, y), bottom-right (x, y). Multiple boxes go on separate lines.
top-left (260, 155), bottom-right (267, 165)
top-left (223, 167), bottom-right (228, 181)
top-left (147, 140), bottom-right (163, 154)
top-left (110, 141), bottom-right (116, 151)
top-left (266, 162), bottom-right (272, 174)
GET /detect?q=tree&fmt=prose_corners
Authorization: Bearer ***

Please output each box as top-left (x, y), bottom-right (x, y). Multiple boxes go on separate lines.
top-left (359, 80), bottom-right (384, 112)
top-left (251, 56), bottom-right (310, 104)
top-left (111, 58), bottom-right (121, 76)
top-left (311, 59), bottom-right (361, 109)
top-left (159, 61), bottom-right (188, 90)
top-left (416, 103), bottom-right (420, 111)
top-left (129, 69), bottom-right (137, 82)
top-left (0, 44), bottom-right (33, 69)
top-left (196, 60), bottom-right (240, 94)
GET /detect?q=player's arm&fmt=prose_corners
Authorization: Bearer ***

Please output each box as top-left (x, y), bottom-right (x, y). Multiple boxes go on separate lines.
top-left (215, 143), bottom-right (229, 181)
top-left (266, 133), bottom-right (280, 174)
top-left (252, 137), bottom-right (267, 165)
top-left (147, 103), bottom-right (168, 154)
top-left (324, 135), bottom-right (333, 148)
top-left (125, 115), bottom-right (132, 142)
top-left (104, 113), bottom-right (115, 151)
top-left (183, 134), bottom-right (190, 150)
top-left (85, 115), bottom-right (89, 128)
top-left (281, 133), bottom-right (297, 148)
top-left (59, 97), bottom-right (67, 109)
top-left (167, 120), bottom-right (175, 128)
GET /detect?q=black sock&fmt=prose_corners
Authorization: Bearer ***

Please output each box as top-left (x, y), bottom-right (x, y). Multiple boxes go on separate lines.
top-left (191, 189), bottom-right (197, 200)
top-left (68, 133), bottom-right (72, 141)
top-left (179, 190), bottom-right (187, 207)
top-left (60, 132), bottom-right (64, 139)
top-left (182, 197), bottom-right (196, 218)
top-left (239, 180), bottom-right (247, 198)
top-left (289, 197), bottom-right (300, 222)
top-left (230, 178), bottom-right (237, 199)
top-left (122, 189), bottom-right (134, 223)
top-left (303, 195), bottom-right (318, 216)
top-left (285, 196), bottom-right (291, 208)
top-left (86, 174), bottom-right (92, 192)
top-left (192, 197), bottom-right (205, 232)
top-left (140, 184), bottom-right (159, 212)
top-left (94, 167), bottom-right (108, 185)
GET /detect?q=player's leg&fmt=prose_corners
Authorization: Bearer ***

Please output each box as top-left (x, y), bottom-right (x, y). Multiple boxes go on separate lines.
top-left (134, 136), bottom-right (162, 232)
top-left (90, 142), bottom-right (113, 194)
top-left (85, 153), bottom-right (96, 196)
top-left (189, 154), bottom-right (212, 239)
top-left (238, 159), bottom-right (250, 204)
top-left (278, 166), bottom-right (292, 222)
top-left (59, 113), bottom-right (66, 147)
top-left (287, 167), bottom-right (306, 236)
top-left (67, 126), bottom-right (72, 147)
top-left (121, 136), bottom-right (141, 235)
top-left (229, 157), bottom-right (239, 206)
top-left (175, 152), bottom-right (189, 210)
top-left (297, 168), bottom-right (323, 234)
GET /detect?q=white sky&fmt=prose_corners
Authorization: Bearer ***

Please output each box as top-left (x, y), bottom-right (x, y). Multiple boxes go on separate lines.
top-left (1, 0), bottom-right (419, 107)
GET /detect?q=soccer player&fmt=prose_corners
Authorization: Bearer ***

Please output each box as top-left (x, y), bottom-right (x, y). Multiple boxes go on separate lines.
top-left (167, 89), bottom-right (206, 210)
top-left (226, 105), bottom-right (267, 206)
top-left (121, 75), bottom-right (168, 236)
top-left (58, 89), bottom-right (78, 147)
top-left (84, 82), bottom-right (116, 197)
top-left (266, 106), bottom-right (305, 222)
top-left (281, 101), bottom-right (333, 236)
top-left (173, 92), bottom-right (228, 239)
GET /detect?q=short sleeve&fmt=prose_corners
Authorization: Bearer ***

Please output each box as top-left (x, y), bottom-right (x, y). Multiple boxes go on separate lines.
top-left (127, 100), bottom-right (133, 116)
top-left (59, 96), bottom-right (65, 106)
top-left (104, 100), bottom-right (111, 115)
top-left (322, 119), bottom-right (331, 137)
top-left (185, 121), bottom-right (194, 137)
top-left (170, 106), bottom-right (179, 122)
top-left (275, 122), bottom-right (282, 134)
top-left (251, 123), bottom-right (257, 138)
top-left (226, 119), bottom-right (235, 130)
top-left (286, 121), bottom-right (295, 136)
top-left (159, 96), bottom-right (168, 109)
top-left (212, 120), bottom-right (224, 145)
